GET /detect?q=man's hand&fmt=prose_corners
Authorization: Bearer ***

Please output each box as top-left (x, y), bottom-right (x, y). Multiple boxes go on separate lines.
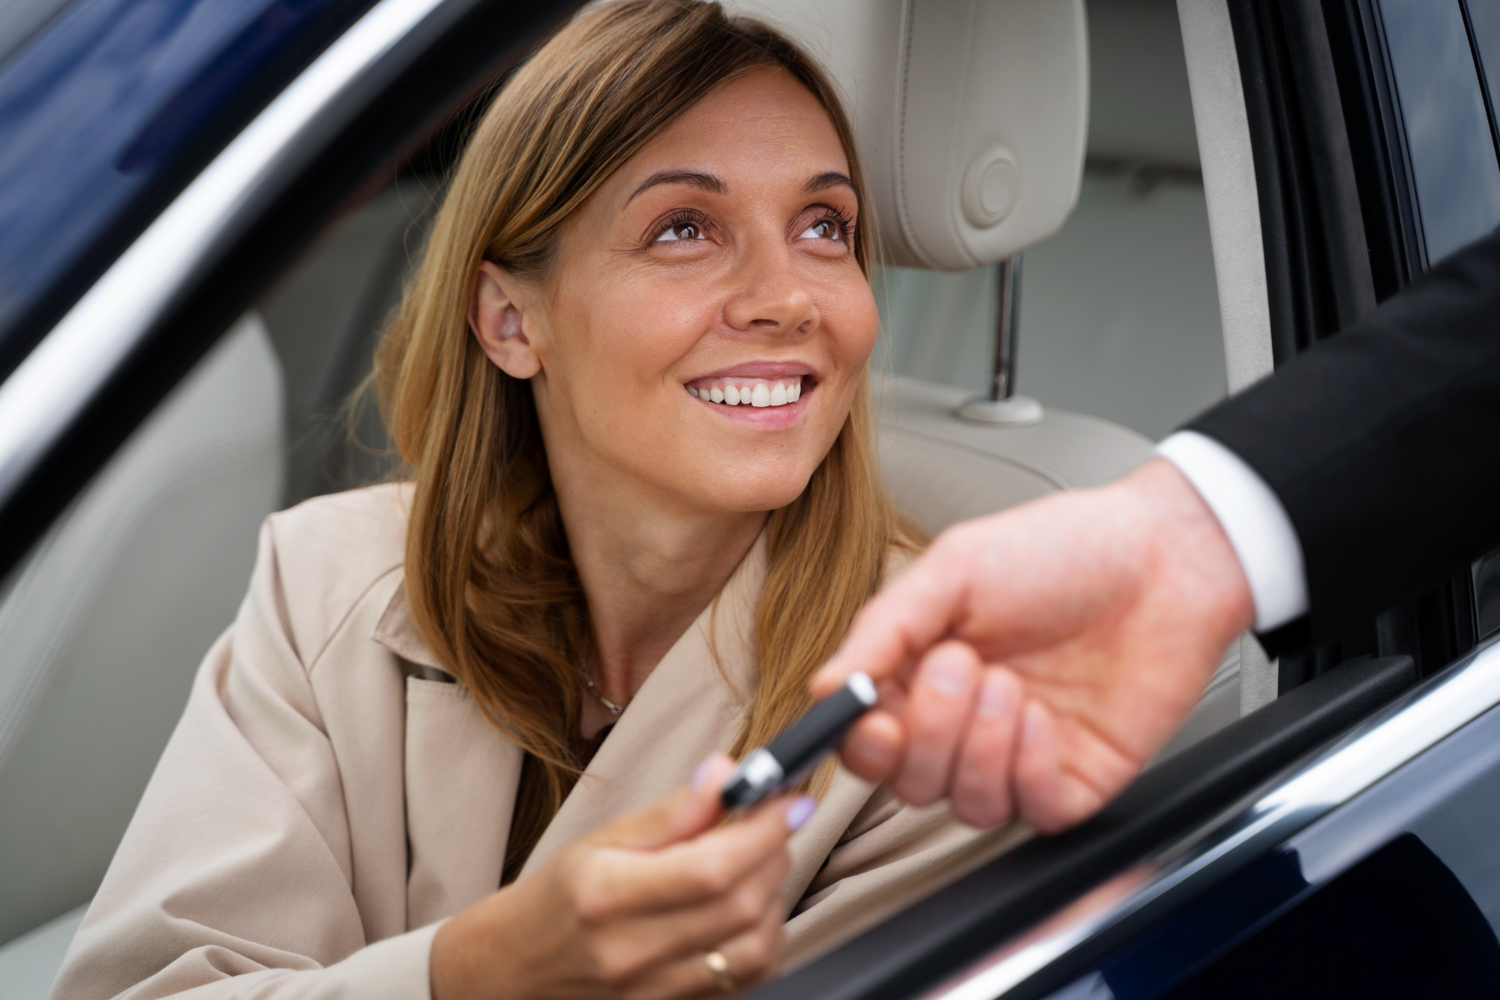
top-left (812, 458), bottom-right (1256, 832)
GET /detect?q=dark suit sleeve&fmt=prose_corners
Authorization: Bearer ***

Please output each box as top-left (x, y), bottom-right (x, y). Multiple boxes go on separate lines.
top-left (1186, 228), bottom-right (1500, 653)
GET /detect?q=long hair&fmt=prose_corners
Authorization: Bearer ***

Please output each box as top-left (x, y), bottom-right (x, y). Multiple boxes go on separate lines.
top-left (374, 0), bottom-right (918, 876)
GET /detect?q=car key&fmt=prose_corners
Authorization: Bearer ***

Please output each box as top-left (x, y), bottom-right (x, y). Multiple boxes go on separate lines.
top-left (720, 671), bottom-right (878, 810)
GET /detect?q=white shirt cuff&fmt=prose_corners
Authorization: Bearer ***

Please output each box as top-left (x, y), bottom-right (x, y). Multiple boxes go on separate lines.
top-left (1156, 431), bottom-right (1309, 632)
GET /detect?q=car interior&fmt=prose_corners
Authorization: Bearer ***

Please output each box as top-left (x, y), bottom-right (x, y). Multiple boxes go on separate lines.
top-left (0, 0), bottom-right (1290, 992)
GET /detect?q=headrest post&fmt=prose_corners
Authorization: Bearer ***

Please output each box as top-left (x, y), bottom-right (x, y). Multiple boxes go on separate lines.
top-left (958, 254), bottom-right (1043, 426)
top-left (988, 255), bottom-right (1022, 403)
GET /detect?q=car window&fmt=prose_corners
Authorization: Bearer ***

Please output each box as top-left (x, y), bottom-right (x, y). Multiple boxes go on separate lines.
top-left (1377, 0), bottom-right (1500, 264)
top-left (0, 0), bottom-right (372, 376)
top-left (875, 0), bottom-right (1226, 444)
top-left (1464, 0), bottom-right (1500, 169)
top-left (259, 175), bottom-right (439, 504)
top-left (0, 0), bottom-right (72, 66)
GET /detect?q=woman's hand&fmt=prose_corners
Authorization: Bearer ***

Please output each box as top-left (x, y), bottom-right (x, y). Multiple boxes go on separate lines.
top-left (431, 756), bottom-right (813, 1000)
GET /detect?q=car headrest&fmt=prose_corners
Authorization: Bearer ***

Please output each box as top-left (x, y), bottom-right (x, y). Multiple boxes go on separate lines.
top-left (723, 0), bottom-right (1088, 271)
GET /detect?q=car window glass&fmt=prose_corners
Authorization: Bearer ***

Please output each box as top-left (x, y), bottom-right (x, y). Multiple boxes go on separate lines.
top-left (258, 176), bottom-right (437, 504)
top-left (874, 0), bottom-right (1226, 443)
top-left (0, 0), bottom-right (73, 66)
top-left (1464, 0), bottom-right (1500, 157)
top-left (1474, 550), bottom-right (1500, 641)
top-left (1377, 0), bottom-right (1500, 264)
top-left (0, 0), bottom-right (370, 374)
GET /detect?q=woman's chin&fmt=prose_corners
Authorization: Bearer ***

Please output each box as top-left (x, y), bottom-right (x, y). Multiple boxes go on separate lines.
top-left (680, 474), bottom-right (815, 516)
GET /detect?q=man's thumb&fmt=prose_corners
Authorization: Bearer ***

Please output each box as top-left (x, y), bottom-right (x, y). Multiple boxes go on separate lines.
top-left (597, 754), bottom-right (736, 851)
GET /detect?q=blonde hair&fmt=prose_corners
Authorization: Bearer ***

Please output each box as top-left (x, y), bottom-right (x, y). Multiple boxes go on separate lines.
top-left (375, 0), bottom-right (918, 875)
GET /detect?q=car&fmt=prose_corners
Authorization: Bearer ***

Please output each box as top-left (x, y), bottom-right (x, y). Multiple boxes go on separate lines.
top-left (0, 0), bottom-right (1497, 997)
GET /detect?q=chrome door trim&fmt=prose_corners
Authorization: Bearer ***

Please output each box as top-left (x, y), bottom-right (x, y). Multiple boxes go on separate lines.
top-left (926, 634), bottom-right (1500, 1000)
top-left (0, 0), bottom-right (463, 507)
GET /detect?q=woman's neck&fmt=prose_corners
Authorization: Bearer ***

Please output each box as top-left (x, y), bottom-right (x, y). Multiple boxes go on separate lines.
top-left (551, 463), bottom-right (767, 717)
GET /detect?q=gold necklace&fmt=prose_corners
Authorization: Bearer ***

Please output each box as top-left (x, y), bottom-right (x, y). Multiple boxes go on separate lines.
top-left (581, 668), bottom-right (627, 716)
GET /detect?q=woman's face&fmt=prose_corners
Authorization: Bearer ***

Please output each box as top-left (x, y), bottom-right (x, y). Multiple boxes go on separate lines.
top-left (472, 66), bottom-right (878, 516)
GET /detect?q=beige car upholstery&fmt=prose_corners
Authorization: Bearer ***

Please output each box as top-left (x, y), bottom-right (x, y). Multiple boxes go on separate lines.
top-left (0, 315), bottom-right (283, 956)
top-left (876, 375), bottom-right (1155, 531)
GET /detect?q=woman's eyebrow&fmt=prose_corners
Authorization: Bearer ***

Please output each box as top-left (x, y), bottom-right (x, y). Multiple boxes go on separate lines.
top-left (804, 171), bottom-right (854, 194)
top-left (626, 170), bottom-right (726, 204)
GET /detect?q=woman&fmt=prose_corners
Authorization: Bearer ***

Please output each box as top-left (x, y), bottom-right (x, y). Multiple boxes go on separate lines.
top-left (52, 3), bottom-right (1027, 998)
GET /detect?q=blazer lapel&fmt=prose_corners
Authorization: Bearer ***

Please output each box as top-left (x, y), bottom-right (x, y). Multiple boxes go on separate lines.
top-left (375, 583), bottom-right (525, 928)
top-left (519, 537), bottom-right (767, 878)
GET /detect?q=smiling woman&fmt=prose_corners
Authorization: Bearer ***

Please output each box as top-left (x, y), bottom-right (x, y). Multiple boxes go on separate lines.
top-left (49, 4), bottom-right (1028, 999)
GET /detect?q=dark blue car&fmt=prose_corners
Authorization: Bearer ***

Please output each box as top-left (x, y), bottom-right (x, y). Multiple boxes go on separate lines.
top-left (1, 0), bottom-right (1499, 997)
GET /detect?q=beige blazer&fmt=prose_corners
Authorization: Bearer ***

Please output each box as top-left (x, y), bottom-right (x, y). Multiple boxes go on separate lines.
top-left (51, 484), bottom-right (1027, 1000)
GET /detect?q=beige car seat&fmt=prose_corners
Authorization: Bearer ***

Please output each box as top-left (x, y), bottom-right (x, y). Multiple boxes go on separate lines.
top-left (0, 316), bottom-right (283, 970)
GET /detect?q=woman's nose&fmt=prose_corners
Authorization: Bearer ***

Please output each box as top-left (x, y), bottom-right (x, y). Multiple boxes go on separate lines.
top-left (722, 242), bottom-right (818, 336)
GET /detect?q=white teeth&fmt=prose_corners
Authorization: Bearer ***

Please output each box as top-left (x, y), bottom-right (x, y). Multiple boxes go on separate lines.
top-left (690, 377), bottom-right (805, 408)
top-left (689, 387), bottom-right (701, 399)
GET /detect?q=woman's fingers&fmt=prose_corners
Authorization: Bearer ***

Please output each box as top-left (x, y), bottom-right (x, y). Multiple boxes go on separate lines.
top-left (626, 895), bottom-right (789, 1000)
top-left (949, 667), bottom-right (1024, 827)
top-left (584, 792), bottom-right (810, 915)
top-left (890, 642), bottom-right (982, 806)
top-left (594, 842), bottom-right (791, 981)
top-left (597, 755), bottom-right (737, 853)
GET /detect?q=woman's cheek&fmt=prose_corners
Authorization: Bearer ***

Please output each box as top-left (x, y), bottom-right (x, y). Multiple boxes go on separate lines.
top-left (830, 279), bottom-right (879, 357)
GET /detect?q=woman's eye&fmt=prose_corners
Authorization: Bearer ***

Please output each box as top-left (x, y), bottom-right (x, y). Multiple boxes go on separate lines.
top-left (655, 221), bottom-right (705, 243)
top-left (798, 218), bottom-right (843, 241)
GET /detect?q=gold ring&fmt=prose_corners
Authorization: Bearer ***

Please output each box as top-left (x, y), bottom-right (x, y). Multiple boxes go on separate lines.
top-left (703, 949), bottom-right (736, 993)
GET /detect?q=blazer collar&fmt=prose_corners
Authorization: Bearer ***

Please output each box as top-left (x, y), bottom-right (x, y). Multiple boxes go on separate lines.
top-left (372, 576), bottom-right (447, 674)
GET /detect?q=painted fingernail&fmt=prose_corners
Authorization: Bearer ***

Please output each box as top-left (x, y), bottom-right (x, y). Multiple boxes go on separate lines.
top-left (977, 672), bottom-right (1010, 718)
top-left (785, 796), bottom-right (817, 832)
top-left (924, 648), bottom-right (970, 696)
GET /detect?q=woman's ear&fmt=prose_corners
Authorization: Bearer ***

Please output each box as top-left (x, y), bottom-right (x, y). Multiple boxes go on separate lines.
top-left (469, 261), bottom-right (542, 379)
